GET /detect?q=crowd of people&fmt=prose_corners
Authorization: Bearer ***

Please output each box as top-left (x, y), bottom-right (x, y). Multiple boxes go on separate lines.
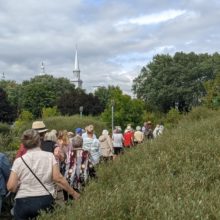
top-left (0, 120), bottom-right (164, 220)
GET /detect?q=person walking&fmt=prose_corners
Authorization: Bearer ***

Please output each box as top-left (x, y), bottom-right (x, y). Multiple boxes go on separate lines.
top-left (15, 121), bottom-right (54, 158)
top-left (123, 125), bottom-right (134, 148)
top-left (134, 126), bottom-right (144, 144)
top-left (99, 129), bottom-right (114, 162)
top-left (7, 129), bottom-right (80, 220)
top-left (112, 127), bottom-right (124, 155)
top-left (82, 125), bottom-right (100, 179)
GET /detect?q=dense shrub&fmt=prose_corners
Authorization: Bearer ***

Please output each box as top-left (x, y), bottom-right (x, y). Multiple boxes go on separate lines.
top-left (0, 133), bottom-right (13, 152)
top-left (183, 106), bottom-right (217, 122)
top-left (42, 107), bottom-right (60, 119)
top-left (0, 122), bottom-right (10, 134)
top-left (142, 111), bottom-right (166, 126)
top-left (165, 108), bottom-right (181, 126)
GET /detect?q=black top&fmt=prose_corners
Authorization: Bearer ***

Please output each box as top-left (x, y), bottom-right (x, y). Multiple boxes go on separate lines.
top-left (41, 140), bottom-right (56, 153)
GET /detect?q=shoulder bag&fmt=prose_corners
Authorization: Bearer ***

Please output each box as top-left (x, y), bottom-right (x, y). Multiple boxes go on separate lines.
top-left (21, 156), bottom-right (54, 200)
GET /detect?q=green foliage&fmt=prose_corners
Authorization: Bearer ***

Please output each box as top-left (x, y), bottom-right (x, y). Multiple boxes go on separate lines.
top-left (0, 134), bottom-right (13, 152)
top-left (133, 52), bottom-right (220, 113)
top-left (39, 108), bottom-right (220, 220)
top-left (12, 110), bottom-right (33, 136)
top-left (142, 111), bottom-right (166, 126)
top-left (1, 115), bottom-right (107, 152)
top-left (0, 87), bottom-right (16, 123)
top-left (43, 115), bottom-right (107, 136)
top-left (94, 85), bottom-right (121, 108)
top-left (57, 89), bottom-right (104, 116)
top-left (101, 88), bottom-right (145, 129)
top-left (203, 72), bottom-right (220, 109)
top-left (165, 108), bottom-right (181, 125)
top-left (0, 80), bottom-right (20, 110)
top-left (0, 122), bottom-right (10, 134)
top-left (19, 110), bottom-right (33, 121)
top-left (42, 107), bottom-right (60, 118)
top-left (20, 75), bottom-right (75, 118)
top-left (182, 106), bottom-right (218, 122)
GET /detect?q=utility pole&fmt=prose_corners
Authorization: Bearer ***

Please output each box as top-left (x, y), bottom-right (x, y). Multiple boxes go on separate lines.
top-left (111, 100), bottom-right (115, 132)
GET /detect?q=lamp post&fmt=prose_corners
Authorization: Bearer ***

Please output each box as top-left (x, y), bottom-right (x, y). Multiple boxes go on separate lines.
top-left (79, 106), bottom-right (83, 118)
top-left (111, 100), bottom-right (115, 133)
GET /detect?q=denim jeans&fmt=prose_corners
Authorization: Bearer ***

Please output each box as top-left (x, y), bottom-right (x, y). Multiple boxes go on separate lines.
top-left (14, 195), bottom-right (54, 220)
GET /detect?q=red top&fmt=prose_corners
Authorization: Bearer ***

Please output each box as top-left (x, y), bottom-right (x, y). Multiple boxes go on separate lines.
top-left (123, 131), bottom-right (133, 147)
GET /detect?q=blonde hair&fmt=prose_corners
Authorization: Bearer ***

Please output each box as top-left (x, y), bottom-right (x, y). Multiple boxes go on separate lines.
top-left (57, 130), bottom-right (69, 145)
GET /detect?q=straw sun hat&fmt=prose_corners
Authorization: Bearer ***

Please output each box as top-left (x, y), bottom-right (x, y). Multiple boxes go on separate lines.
top-left (32, 121), bottom-right (48, 133)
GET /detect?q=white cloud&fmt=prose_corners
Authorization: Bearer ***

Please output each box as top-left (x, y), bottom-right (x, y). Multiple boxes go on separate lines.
top-left (116, 9), bottom-right (186, 26)
top-left (0, 0), bottom-right (220, 95)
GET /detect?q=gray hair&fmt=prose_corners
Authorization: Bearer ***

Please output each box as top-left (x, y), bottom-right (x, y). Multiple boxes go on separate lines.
top-left (102, 129), bottom-right (109, 135)
top-left (21, 129), bottom-right (41, 149)
top-left (44, 130), bottom-right (57, 142)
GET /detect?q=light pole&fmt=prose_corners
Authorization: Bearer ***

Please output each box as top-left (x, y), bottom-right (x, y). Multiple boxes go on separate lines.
top-left (111, 100), bottom-right (115, 133)
top-left (79, 106), bottom-right (83, 118)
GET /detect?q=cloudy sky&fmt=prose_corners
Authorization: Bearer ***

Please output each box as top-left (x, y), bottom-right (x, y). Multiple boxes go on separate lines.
top-left (0, 0), bottom-right (220, 95)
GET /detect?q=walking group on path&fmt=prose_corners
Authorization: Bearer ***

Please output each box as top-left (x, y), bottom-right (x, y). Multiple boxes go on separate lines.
top-left (0, 120), bottom-right (164, 220)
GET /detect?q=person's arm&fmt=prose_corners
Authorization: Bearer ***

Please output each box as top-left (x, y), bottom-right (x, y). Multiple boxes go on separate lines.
top-left (52, 164), bottom-right (80, 200)
top-left (7, 171), bottom-right (19, 192)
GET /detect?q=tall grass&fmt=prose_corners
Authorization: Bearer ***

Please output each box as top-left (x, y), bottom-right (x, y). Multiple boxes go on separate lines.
top-left (0, 115), bottom-right (107, 152)
top-left (44, 115), bottom-right (107, 136)
top-left (39, 108), bottom-right (220, 220)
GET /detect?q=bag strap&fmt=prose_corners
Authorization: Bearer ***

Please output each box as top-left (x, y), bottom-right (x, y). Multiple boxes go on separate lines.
top-left (21, 156), bottom-right (53, 198)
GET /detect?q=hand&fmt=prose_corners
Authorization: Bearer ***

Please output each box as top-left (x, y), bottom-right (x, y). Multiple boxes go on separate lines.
top-left (72, 191), bottom-right (80, 200)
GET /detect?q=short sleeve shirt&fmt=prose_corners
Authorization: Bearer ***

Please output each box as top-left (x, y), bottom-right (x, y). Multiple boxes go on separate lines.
top-left (112, 133), bottom-right (124, 148)
top-left (11, 147), bottom-right (57, 199)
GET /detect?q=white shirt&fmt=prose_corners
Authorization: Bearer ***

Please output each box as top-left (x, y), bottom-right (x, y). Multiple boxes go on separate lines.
top-left (11, 147), bottom-right (57, 199)
top-left (112, 133), bottom-right (124, 148)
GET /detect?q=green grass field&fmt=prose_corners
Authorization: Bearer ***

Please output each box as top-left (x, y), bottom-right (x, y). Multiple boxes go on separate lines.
top-left (38, 108), bottom-right (220, 220)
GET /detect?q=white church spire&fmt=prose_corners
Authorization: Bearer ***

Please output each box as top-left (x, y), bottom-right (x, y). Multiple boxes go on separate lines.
top-left (39, 62), bottom-right (46, 75)
top-left (72, 47), bottom-right (83, 89)
top-left (74, 48), bottom-right (80, 71)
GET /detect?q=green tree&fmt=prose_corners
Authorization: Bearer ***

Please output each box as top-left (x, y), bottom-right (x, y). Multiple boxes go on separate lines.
top-left (0, 87), bottom-right (16, 123)
top-left (0, 80), bottom-right (20, 116)
top-left (203, 72), bottom-right (220, 109)
top-left (101, 88), bottom-right (145, 129)
top-left (57, 89), bottom-right (104, 116)
top-left (20, 75), bottom-right (75, 118)
top-left (94, 86), bottom-right (121, 108)
top-left (133, 52), bottom-right (220, 113)
top-left (42, 106), bottom-right (60, 118)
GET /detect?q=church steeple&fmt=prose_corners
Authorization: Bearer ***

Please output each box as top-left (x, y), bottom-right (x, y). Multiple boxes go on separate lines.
top-left (41, 62), bottom-right (45, 73)
top-left (74, 49), bottom-right (79, 72)
top-left (72, 47), bottom-right (83, 89)
top-left (2, 72), bottom-right (5, 80)
top-left (39, 62), bottom-right (46, 75)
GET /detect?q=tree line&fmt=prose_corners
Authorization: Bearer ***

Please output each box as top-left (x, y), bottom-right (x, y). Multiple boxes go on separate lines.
top-left (132, 52), bottom-right (220, 112)
top-left (0, 52), bottom-right (219, 126)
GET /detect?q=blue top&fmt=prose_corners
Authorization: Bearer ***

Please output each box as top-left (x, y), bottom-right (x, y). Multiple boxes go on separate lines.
top-left (0, 153), bottom-right (11, 196)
